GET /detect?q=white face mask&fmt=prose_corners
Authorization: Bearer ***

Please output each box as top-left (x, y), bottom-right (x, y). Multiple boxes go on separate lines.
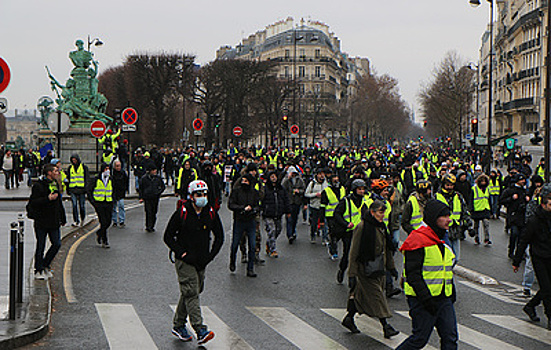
top-left (195, 197), bottom-right (208, 208)
top-left (103, 170), bottom-right (110, 177)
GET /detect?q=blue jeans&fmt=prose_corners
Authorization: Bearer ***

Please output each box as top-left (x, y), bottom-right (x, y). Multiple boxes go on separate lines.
top-left (509, 225), bottom-right (522, 257)
top-left (70, 192), bottom-right (86, 223)
top-left (397, 297), bottom-right (458, 350)
top-left (230, 220), bottom-right (256, 272)
top-left (449, 239), bottom-right (460, 264)
top-left (34, 225), bottom-right (61, 273)
top-left (522, 246), bottom-right (534, 289)
top-left (112, 199), bottom-right (125, 224)
top-left (286, 203), bottom-right (301, 239)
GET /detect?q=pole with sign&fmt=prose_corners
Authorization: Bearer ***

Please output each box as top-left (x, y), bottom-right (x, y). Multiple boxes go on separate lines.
top-left (91, 120), bottom-right (107, 171)
top-left (0, 57), bottom-right (11, 94)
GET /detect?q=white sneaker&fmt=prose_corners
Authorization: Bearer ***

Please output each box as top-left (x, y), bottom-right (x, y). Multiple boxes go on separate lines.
top-left (34, 271), bottom-right (47, 280)
top-left (71, 222), bottom-right (79, 227)
top-left (44, 268), bottom-right (53, 278)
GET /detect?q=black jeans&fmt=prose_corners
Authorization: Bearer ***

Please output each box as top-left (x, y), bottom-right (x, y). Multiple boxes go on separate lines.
top-left (532, 256), bottom-right (551, 318)
top-left (144, 198), bottom-right (160, 230)
top-left (34, 224), bottom-right (61, 272)
top-left (3, 169), bottom-right (14, 189)
top-left (95, 202), bottom-right (113, 244)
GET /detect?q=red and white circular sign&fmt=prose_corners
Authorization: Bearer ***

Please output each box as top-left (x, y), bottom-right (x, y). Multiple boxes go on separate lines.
top-left (0, 57), bottom-right (11, 94)
top-left (290, 124), bottom-right (299, 135)
top-left (233, 126), bottom-right (243, 137)
top-left (90, 120), bottom-right (107, 138)
top-left (122, 107), bottom-right (138, 125)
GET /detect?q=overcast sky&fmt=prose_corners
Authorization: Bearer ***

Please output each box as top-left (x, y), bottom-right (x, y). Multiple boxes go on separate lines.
top-left (1, 0), bottom-right (489, 120)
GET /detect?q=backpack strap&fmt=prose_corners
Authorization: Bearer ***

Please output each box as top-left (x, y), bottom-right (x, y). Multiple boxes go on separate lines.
top-left (180, 206), bottom-right (188, 221)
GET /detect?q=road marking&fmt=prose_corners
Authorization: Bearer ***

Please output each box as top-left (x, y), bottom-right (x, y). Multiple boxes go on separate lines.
top-left (459, 280), bottom-right (525, 305)
top-left (170, 305), bottom-right (254, 349)
top-left (322, 308), bottom-right (437, 350)
top-left (95, 303), bottom-right (157, 349)
top-left (395, 311), bottom-right (522, 350)
top-left (63, 224), bottom-right (99, 303)
top-left (248, 307), bottom-right (346, 350)
top-left (473, 314), bottom-right (551, 346)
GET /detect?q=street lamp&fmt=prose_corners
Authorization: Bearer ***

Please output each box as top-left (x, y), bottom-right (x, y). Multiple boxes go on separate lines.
top-left (545, 0), bottom-right (551, 182)
top-left (87, 35), bottom-right (103, 51)
top-left (470, 0), bottom-right (494, 171)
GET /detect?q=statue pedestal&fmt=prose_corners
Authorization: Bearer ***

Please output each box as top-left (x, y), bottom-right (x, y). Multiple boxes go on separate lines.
top-left (59, 128), bottom-right (100, 172)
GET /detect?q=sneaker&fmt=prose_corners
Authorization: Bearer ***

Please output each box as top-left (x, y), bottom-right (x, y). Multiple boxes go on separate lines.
top-left (383, 323), bottom-right (399, 339)
top-left (484, 240), bottom-right (492, 246)
top-left (112, 222), bottom-right (118, 227)
top-left (172, 325), bottom-right (192, 341)
top-left (80, 220), bottom-right (85, 226)
top-left (386, 287), bottom-right (402, 298)
top-left (337, 269), bottom-right (344, 284)
top-left (289, 235), bottom-right (296, 244)
top-left (96, 234), bottom-right (102, 245)
top-left (119, 222), bottom-right (125, 228)
top-left (322, 239), bottom-right (330, 246)
top-left (196, 327), bottom-right (215, 345)
top-left (474, 237), bottom-right (480, 245)
top-left (71, 222), bottom-right (79, 227)
top-left (241, 255), bottom-right (248, 264)
top-left (270, 251), bottom-right (279, 258)
top-left (523, 289), bottom-right (531, 297)
top-left (331, 254), bottom-right (339, 261)
top-left (102, 242), bottom-right (110, 249)
top-left (523, 304), bottom-right (540, 322)
top-left (246, 270), bottom-right (257, 278)
top-left (341, 314), bottom-right (360, 334)
top-left (310, 237), bottom-right (316, 244)
top-left (255, 256), bottom-right (266, 265)
top-left (34, 271), bottom-right (47, 280)
top-left (229, 260), bottom-right (236, 272)
top-left (44, 268), bottom-right (53, 279)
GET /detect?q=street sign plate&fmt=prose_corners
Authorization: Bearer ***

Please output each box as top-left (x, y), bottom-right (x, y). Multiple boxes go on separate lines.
top-left (47, 111), bottom-right (71, 133)
top-left (505, 138), bottom-right (516, 150)
top-left (290, 124), bottom-right (299, 135)
top-left (233, 126), bottom-right (243, 137)
top-left (194, 130), bottom-right (202, 136)
top-left (475, 135), bottom-right (487, 145)
top-left (90, 120), bottom-right (107, 138)
top-left (0, 97), bottom-right (7, 114)
top-left (121, 107), bottom-right (138, 125)
top-left (0, 57), bottom-right (11, 94)
top-left (193, 118), bottom-right (204, 131)
top-left (122, 124), bottom-right (136, 132)
top-left (466, 133), bottom-right (473, 141)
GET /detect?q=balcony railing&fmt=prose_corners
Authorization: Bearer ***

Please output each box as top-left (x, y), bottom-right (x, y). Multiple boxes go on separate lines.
top-left (500, 97), bottom-right (534, 111)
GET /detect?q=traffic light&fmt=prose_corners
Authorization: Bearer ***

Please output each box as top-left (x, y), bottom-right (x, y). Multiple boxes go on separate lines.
top-left (282, 114), bottom-right (289, 128)
top-left (471, 118), bottom-right (478, 135)
top-left (214, 115), bottom-right (221, 128)
top-left (423, 120), bottom-right (427, 128)
top-left (113, 109), bottom-right (122, 127)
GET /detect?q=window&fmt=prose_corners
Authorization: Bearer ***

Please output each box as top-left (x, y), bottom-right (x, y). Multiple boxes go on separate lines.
top-left (315, 49), bottom-right (321, 58)
top-left (299, 49), bottom-right (305, 60)
top-left (315, 66), bottom-right (321, 77)
top-left (298, 66), bottom-right (305, 77)
top-left (285, 50), bottom-right (290, 59)
top-left (284, 66), bottom-right (289, 78)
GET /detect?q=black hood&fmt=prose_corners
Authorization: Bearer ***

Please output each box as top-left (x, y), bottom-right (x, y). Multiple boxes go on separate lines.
top-left (423, 199), bottom-right (450, 239)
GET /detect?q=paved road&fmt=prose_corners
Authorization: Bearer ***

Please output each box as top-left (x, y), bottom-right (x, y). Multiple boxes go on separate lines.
top-left (19, 198), bottom-right (551, 349)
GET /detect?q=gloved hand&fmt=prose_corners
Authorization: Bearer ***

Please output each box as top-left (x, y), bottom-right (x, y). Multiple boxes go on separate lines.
top-left (390, 268), bottom-right (399, 280)
top-left (422, 298), bottom-right (438, 316)
top-left (348, 276), bottom-right (357, 290)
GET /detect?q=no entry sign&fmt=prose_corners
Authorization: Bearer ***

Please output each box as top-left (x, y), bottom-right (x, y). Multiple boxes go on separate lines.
top-left (193, 118), bottom-right (204, 131)
top-left (233, 126), bottom-right (243, 137)
top-left (0, 57), bottom-right (11, 94)
top-left (90, 120), bottom-right (107, 138)
top-left (122, 107), bottom-right (138, 125)
top-left (290, 124), bottom-right (299, 135)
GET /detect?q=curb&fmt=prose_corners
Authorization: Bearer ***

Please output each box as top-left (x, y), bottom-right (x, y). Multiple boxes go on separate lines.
top-left (0, 192), bottom-right (175, 202)
top-left (0, 219), bottom-right (98, 349)
top-left (453, 265), bottom-right (499, 285)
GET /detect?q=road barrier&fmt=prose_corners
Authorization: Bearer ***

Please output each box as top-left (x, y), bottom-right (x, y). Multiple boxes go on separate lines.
top-left (9, 214), bottom-right (25, 320)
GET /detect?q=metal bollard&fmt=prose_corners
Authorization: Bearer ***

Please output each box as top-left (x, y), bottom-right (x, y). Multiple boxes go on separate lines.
top-left (17, 213), bottom-right (25, 303)
top-left (9, 222), bottom-right (18, 320)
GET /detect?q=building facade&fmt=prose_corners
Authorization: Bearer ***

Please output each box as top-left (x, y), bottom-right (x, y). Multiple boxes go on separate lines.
top-left (5, 109), bottom-right (39, 149)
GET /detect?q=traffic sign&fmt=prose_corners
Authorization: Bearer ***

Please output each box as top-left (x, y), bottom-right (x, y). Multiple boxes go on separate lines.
top-left (192, 118), bottom-right (204, 131)
top-left (465, 133), bottom-right (473, 141)
top-left (121, 124), bottom-right (136, 132)
top-left (183, 128), bottom-right (190, 141)
top-left (0, 97), bottom-right (7, 114)
top-left (0, 57), bottom-right (11, 94)
top-left (121, 107), bottom-right (138, 125)
top-left (290, 124), bottom-right (299, 135)
top-left (233, 126), bottom-right (243, 137)
top-left (90, 120), bottom-right (107, 138)
top-left (505, 138), bottom-right (516, 150)
top-left (47, 111), bottom-right (70, 133)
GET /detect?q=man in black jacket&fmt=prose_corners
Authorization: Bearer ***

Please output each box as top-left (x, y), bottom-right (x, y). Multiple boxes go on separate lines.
top-left (111, 160), bottom-right (129, 227)
top-left (139, 165), bottom-right (166, 232)
top-left (229, 174), bottom-right (260, 277)
top-left (500, 174), bottom-right (529, 258)
top-left (513, 192), bottom-right (551, 330)
top-left (88, 163), bottom-right (114, 248)
top-left (29, 164), bottom-right (66, 279)
top-left (163, 180), bottom-right (223, 344)
top-left (261, 171), bottom-right (290, 258)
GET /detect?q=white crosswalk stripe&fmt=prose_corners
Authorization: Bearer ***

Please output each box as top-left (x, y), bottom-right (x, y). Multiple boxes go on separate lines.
top-left (459, 280), bottom-right (525, 305)
top-left (170, 305), bottom-right (254, 349)
top-left (248, 307), bottom-right (347, 350)
top-left (395, 311), bottom-right (523, 350)
top-left (473, 314), bottom-right (551, 346)
top-left (95, 303), bottom-right (158, 350)
top-left (322, 308), bottom-right (437, 350)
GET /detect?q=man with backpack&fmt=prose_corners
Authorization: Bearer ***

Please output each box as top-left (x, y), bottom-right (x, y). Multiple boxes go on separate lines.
top-left (163, 180), bottom-right (224, 345)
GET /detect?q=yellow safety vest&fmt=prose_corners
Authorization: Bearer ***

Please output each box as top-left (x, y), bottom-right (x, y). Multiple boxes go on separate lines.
top-left (436, 193), bottom-right (461, 226)
top-left (268, 155), bottom-right (278, 166)
top-left (93, 178), bottom-right (113, 202)
top-left (255, 149), bottom-right (263, 158)
top-left (401, 169), bottom-right (417, 187)
top-left (364, 196), bottom-right (392, 226)
top-left (536, 165), bottom-right (545, 179)
top-left (473, 185), bottom-right (490, 212)
top-left (177, 168), bottom-right (198, 191)
top-left (488, 178), bottom-right (500, 196)
top-left (404, 244), bottom-right (455, 297)
top-left (342, 197), bottom-right (365, 232)
top-left (336, 155), bottom-right (346, 168)
top-left (322, 186), bottom-right (346, 217)
top-left (69, 164), bottom-right (85, 188)
top-left (407, 195), bottom-right (423, 230)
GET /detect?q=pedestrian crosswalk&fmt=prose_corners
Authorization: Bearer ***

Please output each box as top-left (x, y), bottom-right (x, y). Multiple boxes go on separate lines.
top-left (93, 303), bottom-right (551, 349)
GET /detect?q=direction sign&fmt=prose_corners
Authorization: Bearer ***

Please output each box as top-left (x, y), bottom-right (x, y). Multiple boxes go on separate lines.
top-left (194, 130), bottom-right (202, 136)
top-left (192, 118), bottom-right (204, 131)
top-left (122, 124), bottom-right (136, 132)
top-left (0, 57), bottom-right (11, 94)
top-left (505, 138), bottom-right (516, 150)
top-left (90, 120), bottom-right (107, 138)
top-left (290, 124), bottom-right (299, 135)
top-left (121, 107), bottom-right (138, 125)
top-left (0, 97), bottom-right (7, 114)
top-left (233, 126), bottom-right (243, 137)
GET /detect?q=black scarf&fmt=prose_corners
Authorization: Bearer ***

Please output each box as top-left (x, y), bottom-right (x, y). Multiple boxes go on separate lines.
top-left (357, 211), bottom-right (387, 263)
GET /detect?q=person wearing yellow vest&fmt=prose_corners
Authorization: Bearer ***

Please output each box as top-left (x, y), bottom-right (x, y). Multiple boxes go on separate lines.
top-left (28, 163), bottom-right (67, 280)
top-left (67, 154), bottom-right (89, 226)
top-left (401, 180), bottom-right (432, 235)
top-left (99, 127), bottom-right (121, 153)
top-left (333, 179), bottom-right (368, 285)
top-left (488, 169), bottom-right (501, 219)
top-left (322, 173), bottom-right (347, 261)
top-left (397, 199), bottom-right (457, 349)
top-left (436, 174), bottom-right (471, 262)
top-left (341, 200), bottom-right (400, 339)
top-left (176, 160), bottom-right (198, 199)
top-left (471, 174), bottom-right (492, 246)
top-left (50, 159), bottom-right (67, 195)
top-left (535, 157), bottom-right (545, 181)
top-left (88, 163), bottom-right (113, 248)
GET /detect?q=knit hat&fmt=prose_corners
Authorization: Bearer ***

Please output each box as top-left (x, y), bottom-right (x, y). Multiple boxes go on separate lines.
top-left (423, 199), bottom-right (451, 238)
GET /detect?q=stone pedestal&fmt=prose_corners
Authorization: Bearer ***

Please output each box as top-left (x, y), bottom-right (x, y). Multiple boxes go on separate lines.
top-left (59, 128), bottom-right (100, 172)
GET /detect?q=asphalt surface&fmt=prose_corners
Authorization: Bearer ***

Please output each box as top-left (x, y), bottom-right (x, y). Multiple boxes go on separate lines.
top-left (17, 197), bottom-right (551, 350)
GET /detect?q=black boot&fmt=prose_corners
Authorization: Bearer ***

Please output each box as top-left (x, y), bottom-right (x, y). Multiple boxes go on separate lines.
top-left (383, 323), bottom-right (399, 339)
top-left (341, 314), bottom-right (360, 334)
top-left (523, 304), bottom-right (540, 322)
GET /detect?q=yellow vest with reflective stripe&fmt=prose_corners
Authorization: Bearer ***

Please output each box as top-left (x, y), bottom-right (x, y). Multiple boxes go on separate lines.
top-left (177, 168), bottom-right (198, 191)
top-left (401, 169), bottom-right (417, 186)
top-left (407, 195), bottom-right (423, 230)
top-left (336, 155), bottom-right (346, 168)
top-left (473, 185), bottom-right (490, 212)
top-left (343, 198), bottom-right (365, 231)
top-left (268, 155), bottom-right (278, 166)
top-left (488, 178), bottom-right (500, 196)
top-left (323, 186), bottom-right (346, 217)
top-left (69, 164), bottom-right (85, 188)
top-left (93, 178), bottom-right (113, 202)
top-left (436, 192), bottom-right (461, 226)
top-left (255, 149), bottom-right (263, 157)
top-left (537, 165), bottom-right (545, 179)
top-left (404, 244), bottom-right (455, 297)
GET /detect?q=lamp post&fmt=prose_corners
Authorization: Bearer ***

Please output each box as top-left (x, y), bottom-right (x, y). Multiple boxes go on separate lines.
top-left (87, 35), bottom-right (103, 51)
top-left (470, 0), bottom-right (494, 171)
